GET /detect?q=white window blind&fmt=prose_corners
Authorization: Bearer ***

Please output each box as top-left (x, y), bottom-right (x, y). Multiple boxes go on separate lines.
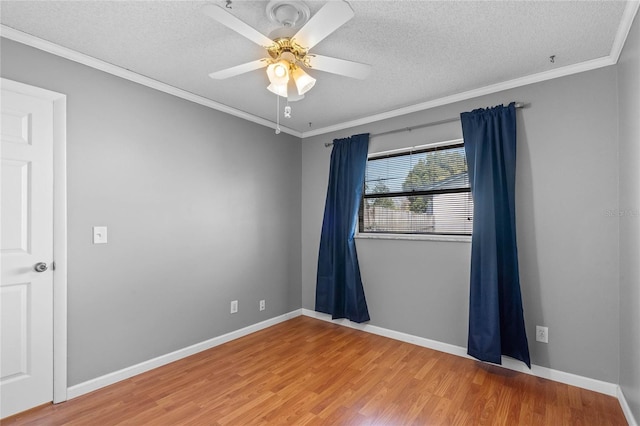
top-left (359, 141), bottom-right (473, 235)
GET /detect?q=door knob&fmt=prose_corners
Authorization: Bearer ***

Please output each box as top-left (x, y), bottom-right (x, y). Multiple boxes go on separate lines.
top-left (34, 262), bottom-right (48, 273)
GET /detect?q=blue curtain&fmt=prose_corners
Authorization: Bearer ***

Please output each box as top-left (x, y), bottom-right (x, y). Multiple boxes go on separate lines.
top-left (460, 103), bottom-right (531, 368)
top-left (316, 133), bottom-right (370, 323)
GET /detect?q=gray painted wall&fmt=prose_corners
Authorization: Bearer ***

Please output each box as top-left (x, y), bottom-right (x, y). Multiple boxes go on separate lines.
top-left (618, 12), bottom-right (640, 422)
top-left (302, 67), bottom-right (621, 383)
top-left (1, 38), bottom-right (302, 386)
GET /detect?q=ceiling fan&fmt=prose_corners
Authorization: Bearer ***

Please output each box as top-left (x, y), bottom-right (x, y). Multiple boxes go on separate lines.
top-left (203, 0), bottom-right (371, 102)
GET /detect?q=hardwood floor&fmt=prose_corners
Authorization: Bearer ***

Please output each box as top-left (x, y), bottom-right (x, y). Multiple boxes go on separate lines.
top-left (4, 316), bottom-right (627, 425)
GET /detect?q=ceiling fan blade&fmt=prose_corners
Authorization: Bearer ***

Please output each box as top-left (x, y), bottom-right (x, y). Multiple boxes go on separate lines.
top-left (209, 59), bottom-right (268, 79)
top-left (293, 1), bottom-right (354, 49)
top-left (307, 55), bottom-right (371, 80)
top-left (202, 4), bottom-right (274, 47)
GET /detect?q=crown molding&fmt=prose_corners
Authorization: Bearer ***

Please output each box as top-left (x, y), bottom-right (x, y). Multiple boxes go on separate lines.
top-left (303, 1), bottom-right (639, 139)
top-left (3, 0), bottom-right (638, 142)
top-left (611, 0), bottom-right (640, 63)
top-left (301, 55), bottom-right (617, 138)
top-left (0, 25), bottom-right (302, 138)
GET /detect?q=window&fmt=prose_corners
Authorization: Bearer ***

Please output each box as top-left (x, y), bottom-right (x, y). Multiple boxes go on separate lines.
top-left (359, 140), bottom-right (473, 236)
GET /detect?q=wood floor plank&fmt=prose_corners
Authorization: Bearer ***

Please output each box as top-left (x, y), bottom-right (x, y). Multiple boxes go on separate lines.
top-left (2, 316), bottom-right (628, 425)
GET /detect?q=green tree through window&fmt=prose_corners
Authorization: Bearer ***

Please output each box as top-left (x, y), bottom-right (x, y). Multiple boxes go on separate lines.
top-left (403, 150), bottom-right (468, 213)
top-left (371, 182), bottom-right (395, 209)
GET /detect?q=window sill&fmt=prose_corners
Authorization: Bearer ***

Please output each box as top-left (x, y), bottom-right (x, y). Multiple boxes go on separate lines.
top-left (355, 233), bottom-right (472, 243)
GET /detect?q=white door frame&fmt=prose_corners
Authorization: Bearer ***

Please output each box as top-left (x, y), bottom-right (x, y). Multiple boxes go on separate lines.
top-left (2, 78), bottom-right (68, 404)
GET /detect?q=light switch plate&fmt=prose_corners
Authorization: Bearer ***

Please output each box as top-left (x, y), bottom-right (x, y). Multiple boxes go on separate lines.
top-left (93, 226), bottom-right (108, 244)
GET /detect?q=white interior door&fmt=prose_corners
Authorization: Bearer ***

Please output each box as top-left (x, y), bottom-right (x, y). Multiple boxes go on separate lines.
top-left (1, 87), bottom-right (54, 418)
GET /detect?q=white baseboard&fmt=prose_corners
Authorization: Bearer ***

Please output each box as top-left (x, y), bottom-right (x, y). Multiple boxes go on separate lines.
top-left (618, 386), bottom-right (639, 426)
top-left (301, 309), bottom-right (619, 397)
top-left (67, 309), bottom-right (303, 400)
top-left (67, 307), bottom-right (627, 414)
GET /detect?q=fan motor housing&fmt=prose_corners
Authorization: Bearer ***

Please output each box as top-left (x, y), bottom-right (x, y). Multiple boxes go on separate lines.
top-left (267, 38), bottom-right (308, 64)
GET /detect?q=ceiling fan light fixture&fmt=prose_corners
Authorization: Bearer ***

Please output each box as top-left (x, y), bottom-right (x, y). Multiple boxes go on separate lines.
top-left (274, 64), bottom-right (287, 78)
top-left (204, 1), bottom-right (372, 115)
top-left (286, 78), bottom-right (305, 102)
top-left (266, 60), bottom-right (290, 85)
top-left (267, 83), bottom-right (288, 98)
top-left (291, 66), bottom-right (316, 95)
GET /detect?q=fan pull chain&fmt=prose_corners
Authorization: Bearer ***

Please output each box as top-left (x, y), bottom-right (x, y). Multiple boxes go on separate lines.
top-left (284, 99), bottom-right (291, 119)
top-left (275, 94), bottom-right (281, 134)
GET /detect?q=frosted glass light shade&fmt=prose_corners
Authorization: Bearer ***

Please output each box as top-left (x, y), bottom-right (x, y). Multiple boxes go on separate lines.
top-left (286, 78), bottom-right (305, 101)
top-left (266, 61), bottom-right (290, 85)
top-left (267, 83), bottom-right (288, 97)
top-left (291, 67), bottom-right (316, 95)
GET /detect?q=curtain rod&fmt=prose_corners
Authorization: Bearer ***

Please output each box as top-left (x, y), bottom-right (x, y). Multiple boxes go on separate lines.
top-left (324, 102), bottom-right (527, 147)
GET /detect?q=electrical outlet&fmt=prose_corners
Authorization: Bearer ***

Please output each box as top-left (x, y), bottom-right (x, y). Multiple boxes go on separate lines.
top-left (259, 300), bottom-right (265, 311)
top-left (230, 300), bottom-right (238, 314)
top-left (536, 326), bottom-right (548, 343)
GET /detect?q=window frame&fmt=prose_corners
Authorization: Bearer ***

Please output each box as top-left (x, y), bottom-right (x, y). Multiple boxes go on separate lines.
top-left (356, 138), bottom-right (473, 242)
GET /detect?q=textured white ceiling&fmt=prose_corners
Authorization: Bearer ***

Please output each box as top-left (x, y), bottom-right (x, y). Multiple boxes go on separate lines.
top-left (0, 1), bottom-right (632, 134)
